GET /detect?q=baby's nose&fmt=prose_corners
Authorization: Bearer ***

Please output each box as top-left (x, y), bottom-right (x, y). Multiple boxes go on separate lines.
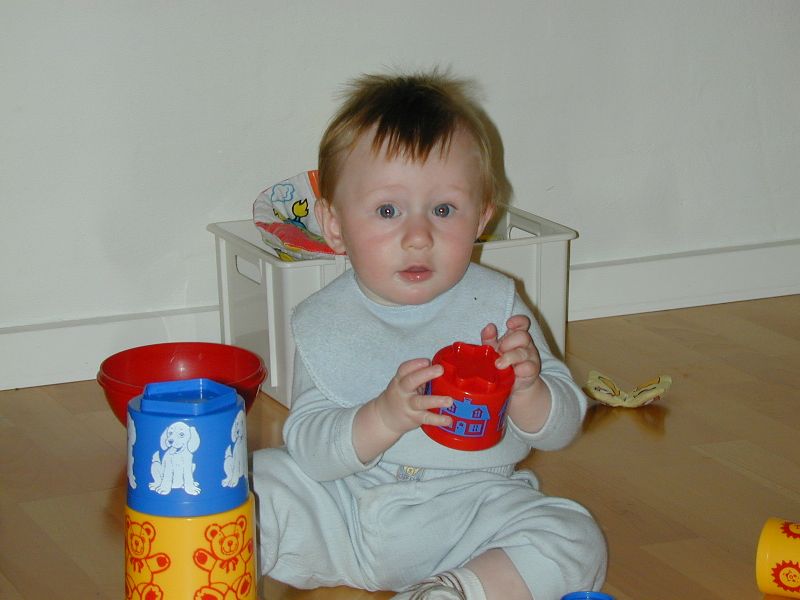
top-left (402, 215), bottom-right (433, 249)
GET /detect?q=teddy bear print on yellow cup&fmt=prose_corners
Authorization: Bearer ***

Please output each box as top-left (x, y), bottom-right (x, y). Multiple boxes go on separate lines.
top-left (125, 379), bottom-right (256, 600)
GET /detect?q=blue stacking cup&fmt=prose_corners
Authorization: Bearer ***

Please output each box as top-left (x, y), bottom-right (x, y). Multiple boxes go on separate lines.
top-left (126, 378), bottom-right (249, 517)
top-left (561, 593), bottom-right (616, 600)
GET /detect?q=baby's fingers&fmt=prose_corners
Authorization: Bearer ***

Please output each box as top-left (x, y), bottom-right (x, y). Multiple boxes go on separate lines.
top-left (506, 354), bottom-right (541, 379)
top-left (414, 393), bottom-right (453, 413)
top-left (505, 314), bottom-right (531, 333)
top-left (497, 328), bottom-right (533, 355)
top-left (396, 358), bottom-right (432, 378)
top-left (396, 359), bottom-right (443, 393)
top-left (480, 323), bottom-right (499, 348)
top-left (417, 394), bottom-right (454, 427)
top-left (422, 410), bottom-right (453, 428)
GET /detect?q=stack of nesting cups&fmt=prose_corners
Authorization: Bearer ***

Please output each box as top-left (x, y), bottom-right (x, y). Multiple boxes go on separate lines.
top-left (124, 378), bottom-right (257, 599)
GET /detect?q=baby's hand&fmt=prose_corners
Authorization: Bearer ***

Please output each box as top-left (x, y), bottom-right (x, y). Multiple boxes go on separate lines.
top-left (374, 358), bottom-right (454, 435)
top-left (481, 315), bottom-right (542, 394)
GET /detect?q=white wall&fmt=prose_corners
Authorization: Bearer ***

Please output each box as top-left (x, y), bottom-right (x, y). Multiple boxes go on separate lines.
top-left (2, 1), bottom-right (799, 389)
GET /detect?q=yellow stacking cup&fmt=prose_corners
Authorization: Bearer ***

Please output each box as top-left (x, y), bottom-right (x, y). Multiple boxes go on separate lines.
top-left (125, 492), bottom-right (257, 599)
top-left (756, 517), bottom-right (800, 598)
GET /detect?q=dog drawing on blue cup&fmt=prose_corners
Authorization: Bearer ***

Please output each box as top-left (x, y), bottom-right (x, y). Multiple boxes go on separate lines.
top-left (222, 410), bottom-right (247, 488)
top-left (150, 421), bottom-right (201, 495)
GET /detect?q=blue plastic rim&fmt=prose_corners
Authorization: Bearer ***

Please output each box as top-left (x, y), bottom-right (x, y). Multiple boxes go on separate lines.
top-left (140, 378), bottom-right (238, 416)
top-left (126, 378), bottom-right (249, 517)
top-left (561, 593), bottom-right (615, 600)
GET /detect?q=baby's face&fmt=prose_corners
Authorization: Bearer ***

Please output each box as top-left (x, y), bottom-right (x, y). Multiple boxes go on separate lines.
top-left (320, 129), bottom-right (492, 305)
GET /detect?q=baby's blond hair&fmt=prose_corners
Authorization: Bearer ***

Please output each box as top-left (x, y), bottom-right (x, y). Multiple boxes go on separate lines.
top-left (318, 69), bottom-right (497, 211)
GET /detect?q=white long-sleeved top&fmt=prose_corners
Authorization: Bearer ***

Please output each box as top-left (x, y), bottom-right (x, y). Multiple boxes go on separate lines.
top-left (284, 263), bottom-right (587, 482)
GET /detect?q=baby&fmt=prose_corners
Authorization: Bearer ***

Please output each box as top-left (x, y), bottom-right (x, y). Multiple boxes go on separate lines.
top-left (252, 69), bottom-right (607, 600)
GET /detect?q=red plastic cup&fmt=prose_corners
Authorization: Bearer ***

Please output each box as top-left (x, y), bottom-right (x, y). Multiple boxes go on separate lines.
top-left (97, 342), bottom-right (266, 426)
top-left (422, 342), bottom-right (515, 451)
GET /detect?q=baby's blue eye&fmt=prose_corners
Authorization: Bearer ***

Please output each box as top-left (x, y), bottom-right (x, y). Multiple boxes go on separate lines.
top-left (377, 204), bottom-right (397, 218)
top-left (433, 204), bottom-right (452, 217)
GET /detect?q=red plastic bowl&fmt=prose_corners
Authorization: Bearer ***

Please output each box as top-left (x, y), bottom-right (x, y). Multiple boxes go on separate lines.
top-left (97, 342), bottom-right (267, 426)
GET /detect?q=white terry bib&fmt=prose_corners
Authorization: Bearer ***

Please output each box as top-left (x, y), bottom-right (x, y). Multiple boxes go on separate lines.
top-left (291, 263), bottom-right (516, 408)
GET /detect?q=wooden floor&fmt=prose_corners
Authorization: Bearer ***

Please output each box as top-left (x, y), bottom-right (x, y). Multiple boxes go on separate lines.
top-left (1, 295), bottom-right (798, 600)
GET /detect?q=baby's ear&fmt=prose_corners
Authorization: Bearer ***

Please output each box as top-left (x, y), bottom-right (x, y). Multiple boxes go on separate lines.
top-left (315, 199), bottom-right (347, 254)
top-left (478, 204), bottom-right (495, 236)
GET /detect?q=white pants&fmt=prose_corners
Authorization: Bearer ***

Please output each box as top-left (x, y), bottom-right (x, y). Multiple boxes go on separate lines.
top-left (253, 447), bottom-right (606, 600)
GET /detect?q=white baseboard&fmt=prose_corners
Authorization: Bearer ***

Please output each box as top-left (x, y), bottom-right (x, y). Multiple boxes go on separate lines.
top-left (0, 306), bottom-right (222, 391)
top-left (568, 238), bottom-right (800, 321)
top-left (3, 239), bottom-right (798, 390)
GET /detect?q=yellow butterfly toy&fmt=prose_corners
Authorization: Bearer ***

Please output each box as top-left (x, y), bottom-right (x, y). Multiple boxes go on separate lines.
top-left (585, 371), bottom-right (672, 408)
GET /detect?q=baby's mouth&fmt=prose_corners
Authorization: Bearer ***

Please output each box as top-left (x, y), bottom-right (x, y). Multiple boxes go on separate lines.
top-left (399, 265), bottom-right (432, 282)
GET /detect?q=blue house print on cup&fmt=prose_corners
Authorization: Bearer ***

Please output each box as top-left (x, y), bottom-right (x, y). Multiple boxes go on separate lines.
top-left (440, 398), bottom-right (490, 438)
